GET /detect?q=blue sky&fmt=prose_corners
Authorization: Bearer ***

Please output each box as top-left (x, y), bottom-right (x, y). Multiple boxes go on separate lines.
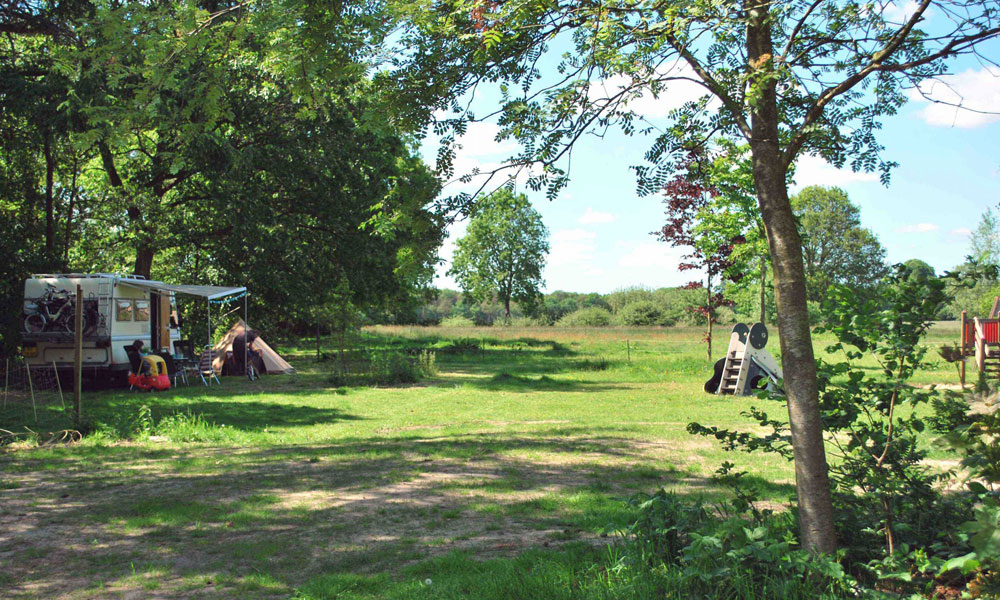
top-left (422, 51), bottom-right (1000, 294)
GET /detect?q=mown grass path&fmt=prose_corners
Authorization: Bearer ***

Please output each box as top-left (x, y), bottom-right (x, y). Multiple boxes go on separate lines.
top-left (0, 325), bottom-right (960, 598)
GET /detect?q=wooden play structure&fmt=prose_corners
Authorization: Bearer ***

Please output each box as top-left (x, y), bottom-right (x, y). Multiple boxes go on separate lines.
top-left (959, 297), bottom-right (1000, 384)
top-left (704, 322), bottom-right (783, 396)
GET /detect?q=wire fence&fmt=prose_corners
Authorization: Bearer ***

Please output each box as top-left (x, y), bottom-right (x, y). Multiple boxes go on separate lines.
top-left (1, 358), bottom-right (66, 422)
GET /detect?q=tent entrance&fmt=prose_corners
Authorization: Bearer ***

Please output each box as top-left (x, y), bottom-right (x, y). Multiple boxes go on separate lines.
top-left (212, 320), bottom-right (294, 375)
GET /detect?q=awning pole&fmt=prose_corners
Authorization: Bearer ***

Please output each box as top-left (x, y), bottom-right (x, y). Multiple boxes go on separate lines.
top-left (207, 299), bottom-right (211, 350)
top-left (244, 292), bottom-right (248, 377)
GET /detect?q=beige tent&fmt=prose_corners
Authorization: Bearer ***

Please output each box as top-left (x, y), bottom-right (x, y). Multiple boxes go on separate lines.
top-left (212, 320), bottom-right (295, 375)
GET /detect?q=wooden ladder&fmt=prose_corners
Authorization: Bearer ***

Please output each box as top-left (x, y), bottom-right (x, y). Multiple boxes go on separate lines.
top-left (985, 347), bottom-right (1000, 376)
top-left (718, 347), bottom-right (749, 395)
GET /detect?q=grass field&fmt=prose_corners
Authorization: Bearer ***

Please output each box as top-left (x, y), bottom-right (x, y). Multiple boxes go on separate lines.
top-left (0, 323), bottom-right (964, 598)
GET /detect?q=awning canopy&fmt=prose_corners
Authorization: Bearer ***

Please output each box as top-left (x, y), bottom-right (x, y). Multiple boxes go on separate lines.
top-left (118, 279), bottom-right (246, 301)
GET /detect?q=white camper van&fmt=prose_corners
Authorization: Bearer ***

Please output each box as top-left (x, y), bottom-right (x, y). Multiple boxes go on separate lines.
top-left (21, 274), bottom-right (183, 379)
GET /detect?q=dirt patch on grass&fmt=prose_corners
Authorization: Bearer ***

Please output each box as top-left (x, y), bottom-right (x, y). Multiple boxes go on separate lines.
top-left (0, 433), bottom-right (720, 599)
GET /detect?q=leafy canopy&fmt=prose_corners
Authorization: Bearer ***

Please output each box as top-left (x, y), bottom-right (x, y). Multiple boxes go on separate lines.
top-left (449, 188), bottom-right (549, 317)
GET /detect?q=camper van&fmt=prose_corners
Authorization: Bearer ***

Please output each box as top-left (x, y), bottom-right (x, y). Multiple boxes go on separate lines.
top-left (21, 274), bottom-right (182, 379)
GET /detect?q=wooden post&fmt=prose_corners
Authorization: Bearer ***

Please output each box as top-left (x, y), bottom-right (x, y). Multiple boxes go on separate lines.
top-left (73, 284), bottom-right (82, 424)
top-left (626, 340), bottom-right (631, 362)
top-left (960, 311), bottom-right (967, 386)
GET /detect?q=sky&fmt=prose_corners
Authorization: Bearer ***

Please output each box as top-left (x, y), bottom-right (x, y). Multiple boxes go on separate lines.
top-left (421, 38), bottom-right (1000, 295)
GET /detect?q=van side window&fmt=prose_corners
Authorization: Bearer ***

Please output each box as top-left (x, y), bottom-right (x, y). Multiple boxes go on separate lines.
top-left (116, 300), bottom-right (133, 321)
top-left (134, 300), bottom-right (150, 322)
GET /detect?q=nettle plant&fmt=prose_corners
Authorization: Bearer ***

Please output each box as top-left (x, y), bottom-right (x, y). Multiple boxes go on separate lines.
top-left (690, 267), bottom-right (967, 577)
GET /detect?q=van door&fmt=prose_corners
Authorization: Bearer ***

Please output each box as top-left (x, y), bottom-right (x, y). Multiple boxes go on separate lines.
top-left (150, 292), bottom-right (170, 353)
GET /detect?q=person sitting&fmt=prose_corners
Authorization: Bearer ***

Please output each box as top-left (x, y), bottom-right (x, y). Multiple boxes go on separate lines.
top-left (131, 340), bottom-right (151, 375)
top-left (231, 330), bottom-right (262, 375)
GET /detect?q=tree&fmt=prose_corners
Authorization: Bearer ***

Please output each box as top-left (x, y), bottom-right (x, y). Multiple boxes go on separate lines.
top-left (693, 146), bottom-right (771, 325)
top-left (394, 0), bottom-right (1000, 552)
top-left (657, 162), bottom-right (737, 360)
top-left (449, 189), bottom-right (549, 318)
top-left (792, 187), bottom-right (890, 303)
top-left (901, 259), bottom-right (936, 283)
top-left (970, 208), bottom-right (1000, 267)
top-left (0, 2), bottom-right (444, 338)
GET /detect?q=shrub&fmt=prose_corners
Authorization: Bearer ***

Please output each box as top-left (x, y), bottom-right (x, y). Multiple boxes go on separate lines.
top-left (440, 315), bottom-right (475, 327)
top-left (556, 307), bottom-right (613, 327)
top-left (365, 350), bottom-right (437, 385)
top-left (439, 338), bottom-right (482, 354)
top-left (494, 316), bottom-right (545, 327)
top-left (616, 301), bottom-right (669, 326)
top-left (621, 475), bottom-right (859, 598)
top-left (689, 266), bottom-right (984, 592)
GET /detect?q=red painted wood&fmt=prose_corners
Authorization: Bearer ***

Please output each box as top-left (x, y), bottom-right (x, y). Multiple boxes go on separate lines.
top-left (985, 320), bottom-right (1000, 344)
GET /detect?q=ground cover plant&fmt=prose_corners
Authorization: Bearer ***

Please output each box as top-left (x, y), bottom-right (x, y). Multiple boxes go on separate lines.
top-left (0, 321), bottom-right (973, 599)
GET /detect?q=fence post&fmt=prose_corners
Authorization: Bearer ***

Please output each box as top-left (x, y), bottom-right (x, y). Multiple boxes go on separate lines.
top-left (627, 340), bottom-right (631, 363)
top-left (74, 284), bottom-right (83, 424)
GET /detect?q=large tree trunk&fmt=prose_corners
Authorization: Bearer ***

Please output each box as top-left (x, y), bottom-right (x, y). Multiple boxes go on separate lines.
top-left (134, 243), bottom-right (154, 279)
top-left (746, 1), bottom-right (837, 554)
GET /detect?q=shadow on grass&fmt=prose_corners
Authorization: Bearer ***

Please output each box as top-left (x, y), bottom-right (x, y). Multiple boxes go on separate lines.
top-left (447, 372), bottom-right (630, 393)
top-left (0, 379), bottom-right (365, 441)
top-left (0, 429), bottom-right (796, 598)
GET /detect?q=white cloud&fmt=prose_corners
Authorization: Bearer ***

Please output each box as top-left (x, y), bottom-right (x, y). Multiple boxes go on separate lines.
top-left (617, 241), bottom-right (690, 270)
top-left (907, 68), bottom-right (1000, 128)
top-left (589, 62), bottom-right (710, 119)
top-left (549, 229), bottom-right (598, 268)
top-left (432, 220), bottom-right (469, 290)
top-left (578, 208), bottom-right (616, 225)
top-left (951, 227), bottom-right (973, 237)
top-left (791, 155), bottom-right (880, 188)
top-left (883, 0), bottom-right (921, 23)
top-left (896, 223), bottom-right (940, 233)
top-left (452, 121), bottom-right (520, 158)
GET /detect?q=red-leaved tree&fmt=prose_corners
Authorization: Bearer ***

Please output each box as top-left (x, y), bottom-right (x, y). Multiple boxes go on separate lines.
top-left (658, 166), bottom-right (742, 361)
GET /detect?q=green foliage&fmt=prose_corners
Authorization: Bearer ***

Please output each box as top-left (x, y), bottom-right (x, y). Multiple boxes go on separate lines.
top-left (615, 302), bottom-right (670, 327)
top-left (556, 307), bottom-right (613, 327)
top-left (449, 189), bottom-right (549, 317)
top-left (0, 2), bottom-right (444, 342)
top-left (971, 208), bottom-right (1000, 268)
top-left (621, 477), bottom-right (857, 598)
top-left (791, 187), bottom-right (889, 304)
top-left (691, 266), bottom-right (976, 586)
top-left (440, 315), bottom-right (476, 327)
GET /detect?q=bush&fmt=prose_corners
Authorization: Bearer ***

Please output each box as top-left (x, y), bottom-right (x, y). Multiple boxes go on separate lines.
top-left (616, 301), bottom-right (670, 326)
top-left (621, 482), bottom-right (858, 598)
top-left (440, 315), bottom-right (475, 327)
top-left (556, 307), bottom-right (613, 327)
top-left (494, 316), bottom-right (546, 327)
top-left (365, 350), bottom-right (436, 385)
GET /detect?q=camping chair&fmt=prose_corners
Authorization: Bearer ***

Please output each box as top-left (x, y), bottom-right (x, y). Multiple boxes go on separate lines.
top-left (123, 345), bottom-right (143, 391)
top-left (173, 340), bottom-right (199, 384)
top-left (199, 345), bottom-right (221, 386)
top-left (157, 352), bottom-right (183, 387)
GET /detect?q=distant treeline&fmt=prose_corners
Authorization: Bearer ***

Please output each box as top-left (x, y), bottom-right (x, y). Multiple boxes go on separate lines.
top-left (398, 286), bottom-right (747, 327)
top-left (380, 269), bottom-right (998, 328)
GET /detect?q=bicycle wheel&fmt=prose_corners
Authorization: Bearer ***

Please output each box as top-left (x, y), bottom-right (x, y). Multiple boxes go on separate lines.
top-left (64, 311), bottom-right (88, 333)
top-left (23, 313), bottom-right (46, 334)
